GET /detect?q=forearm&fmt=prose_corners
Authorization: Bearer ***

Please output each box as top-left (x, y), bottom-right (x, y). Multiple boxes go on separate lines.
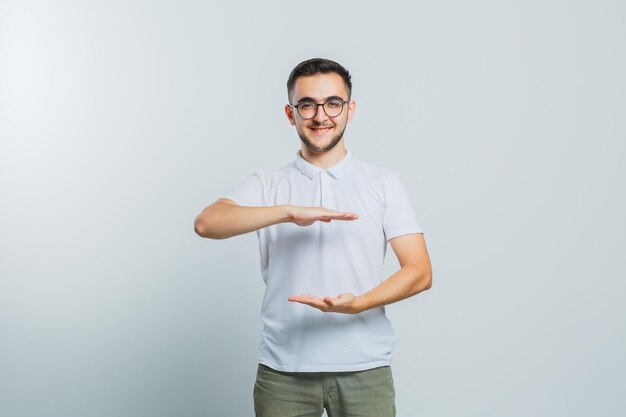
top-left (194, 202), bottom-right (292, 239)
top-left (354, 265), bottom-right (432, 313)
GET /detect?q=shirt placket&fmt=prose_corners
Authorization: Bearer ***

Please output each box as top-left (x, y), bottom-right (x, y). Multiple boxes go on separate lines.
top-left (320, 170), bottom-right (334, 209)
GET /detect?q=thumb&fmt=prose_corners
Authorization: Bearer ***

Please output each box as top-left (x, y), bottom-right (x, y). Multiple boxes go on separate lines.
top-left (323, 296), bottom-right (334, 305)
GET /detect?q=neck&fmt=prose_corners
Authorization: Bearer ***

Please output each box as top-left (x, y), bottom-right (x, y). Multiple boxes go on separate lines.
top-left (300, 139), bottom-right (347, 169)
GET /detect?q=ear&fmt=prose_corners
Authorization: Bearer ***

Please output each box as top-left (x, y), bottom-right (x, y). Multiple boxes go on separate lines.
top-left (346, 100), bottom-right (357, 123)
top-left (285, 104), bottom-right (295, 126)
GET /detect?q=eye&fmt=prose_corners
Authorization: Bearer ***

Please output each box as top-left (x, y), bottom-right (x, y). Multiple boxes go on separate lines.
top-left (326, 99), bottom-right (343, 109)
top-left (298, 102), bottom-right (315, 110)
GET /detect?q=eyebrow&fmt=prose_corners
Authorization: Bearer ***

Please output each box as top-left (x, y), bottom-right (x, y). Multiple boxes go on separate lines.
top-left (295, 95), bottom-right (346, 104)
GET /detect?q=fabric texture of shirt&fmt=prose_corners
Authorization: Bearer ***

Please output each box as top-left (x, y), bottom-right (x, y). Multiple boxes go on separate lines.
top-left (222, 149), bottom-right (423, 372)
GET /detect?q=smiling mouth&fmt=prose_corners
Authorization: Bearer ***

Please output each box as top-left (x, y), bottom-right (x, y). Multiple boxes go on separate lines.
top-left (309, 126), bottom-right (333, 134)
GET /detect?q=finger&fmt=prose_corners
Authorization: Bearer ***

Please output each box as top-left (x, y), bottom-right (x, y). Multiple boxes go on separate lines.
top-left (288, 295), bottom-right (325, 306)
top-left (320, 213), bottom-right (358, 221)
top-left (291, 299), bottom-right (324, 308)
top-left (289, 299), bottom-right (328, 311)
top-left (340, 212), bottom-right (359, 219)
top-left (288, 294), bottom-right (321, 302)
top-left (333, 212), bottom-right (358, 217)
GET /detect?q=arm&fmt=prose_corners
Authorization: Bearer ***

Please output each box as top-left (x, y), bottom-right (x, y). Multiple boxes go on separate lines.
top-left (288, 233), bottom-right (432, 313)
top-left (194, 198), bottom-right (359, 240)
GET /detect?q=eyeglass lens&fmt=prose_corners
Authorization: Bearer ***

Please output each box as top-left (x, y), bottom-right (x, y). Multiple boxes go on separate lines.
top-left (297, 99), bottom-right (346, 119)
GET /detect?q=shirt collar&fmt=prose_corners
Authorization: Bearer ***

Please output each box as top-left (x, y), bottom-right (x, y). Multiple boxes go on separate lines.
top-left (295, 149), bottom-right (354, 180)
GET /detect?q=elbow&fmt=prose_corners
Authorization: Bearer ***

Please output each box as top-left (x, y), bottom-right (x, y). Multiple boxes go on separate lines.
top-left (194, 217), bottom-right (209, 238)
top-left (410, 265), bottom-right (432, 294)
top-left (194, 201), bottom-right (236, 239)
top-left (422, 273), bottom-right (432, 291)
top-left (417, 261), bottom-right (432, 292)
top-left (194, 217), bottom-right (226, 239)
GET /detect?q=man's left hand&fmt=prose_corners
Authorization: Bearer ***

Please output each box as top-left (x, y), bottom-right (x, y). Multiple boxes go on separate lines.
top-left (288, 293), bottom-right (360, 314)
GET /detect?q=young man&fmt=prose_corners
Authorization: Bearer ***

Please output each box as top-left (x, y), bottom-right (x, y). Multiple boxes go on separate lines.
top-left (194, 58), bottom-right (432, 417)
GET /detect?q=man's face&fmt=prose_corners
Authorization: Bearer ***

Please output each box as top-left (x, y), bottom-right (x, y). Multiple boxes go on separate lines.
top-left (285, 73), bottom-right (356, 154)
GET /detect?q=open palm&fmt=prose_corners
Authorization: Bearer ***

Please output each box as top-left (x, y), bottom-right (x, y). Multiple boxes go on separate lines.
top-left (290, 206), bottom-right (359, 227)
top-left (288, 293), bottom-right (359, 314)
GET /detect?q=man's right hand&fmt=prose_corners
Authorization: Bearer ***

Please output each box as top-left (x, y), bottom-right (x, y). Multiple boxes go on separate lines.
top-left (288, 206), bottom-right (359, 227)
top-left (194, 199), bottom-right (359, 239)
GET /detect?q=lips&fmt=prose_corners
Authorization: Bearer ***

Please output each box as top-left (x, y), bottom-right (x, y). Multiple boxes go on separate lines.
top-left (309, 125), bottom-right (333, 134)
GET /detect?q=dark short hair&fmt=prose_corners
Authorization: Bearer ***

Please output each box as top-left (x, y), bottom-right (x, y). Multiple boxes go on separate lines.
top-left (287, 58), bottom-right (352, 101)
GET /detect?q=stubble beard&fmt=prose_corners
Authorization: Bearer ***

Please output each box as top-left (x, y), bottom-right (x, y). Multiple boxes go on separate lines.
top-left (297, 123), bottom-right (347, 154)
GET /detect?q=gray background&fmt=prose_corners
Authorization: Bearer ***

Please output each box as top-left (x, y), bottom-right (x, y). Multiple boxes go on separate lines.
top-left (1, 1), bottom-right (625, 416)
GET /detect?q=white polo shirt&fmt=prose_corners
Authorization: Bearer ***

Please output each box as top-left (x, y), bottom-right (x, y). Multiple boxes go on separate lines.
top-left (222, 149), bottom-right (423, 372)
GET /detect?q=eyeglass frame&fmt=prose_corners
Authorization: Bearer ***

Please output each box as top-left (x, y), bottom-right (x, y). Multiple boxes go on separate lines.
top-left (289, 96), bottom-right (351, 120)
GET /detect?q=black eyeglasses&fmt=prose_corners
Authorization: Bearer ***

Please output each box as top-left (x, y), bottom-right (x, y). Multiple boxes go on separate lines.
top-left (290, 98), bottom-right (350, 120)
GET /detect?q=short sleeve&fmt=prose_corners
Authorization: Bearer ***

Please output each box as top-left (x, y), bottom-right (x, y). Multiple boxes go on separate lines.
top-left (382, 175), bottom-right (423, 241)
top-left (221, 170), bottom-right (264, 207)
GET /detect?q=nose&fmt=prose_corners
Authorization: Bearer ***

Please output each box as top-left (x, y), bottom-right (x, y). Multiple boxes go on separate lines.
top-left (312, 103), bottom-right (329, 123)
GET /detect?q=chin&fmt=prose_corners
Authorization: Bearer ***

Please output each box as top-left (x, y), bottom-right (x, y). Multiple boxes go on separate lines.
top-left (302, 137), bottom-right (341, 153)
top-left (298, 128), bottom-right (345, 154)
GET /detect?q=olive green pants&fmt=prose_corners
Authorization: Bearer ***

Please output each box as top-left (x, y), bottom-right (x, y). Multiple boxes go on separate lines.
top-left (253, 364), bottom-right (396, 417)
